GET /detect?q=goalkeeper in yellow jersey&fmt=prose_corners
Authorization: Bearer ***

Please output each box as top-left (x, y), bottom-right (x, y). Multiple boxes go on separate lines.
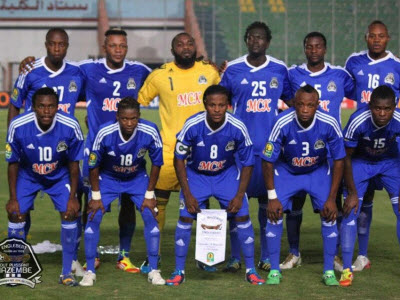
top-left (137, 32), bottom-right (220, 272)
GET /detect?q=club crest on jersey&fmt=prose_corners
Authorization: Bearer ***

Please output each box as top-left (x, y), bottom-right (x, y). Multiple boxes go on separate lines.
top-left (264, 142), bottom-right (273, 157)
top-left (69, 80), bottom-right (77, 92)
top-left (314, 139), bottom-right (325, 150)
top-left (56, 141), bottom-right (68, 152)
top-left (384, 73), bottom-right (395, 85)
top-left (270, 77), bottom-right (278, 89)
top-left (5, 143), bottom-right (12, 159)
top-left (327, 81), bottom-right (337, 92)
top-left (137, 148), bottom-right (147, 158)
top-left (175, 141), bottom-right (190, 155)
top-left (88, 152), bottom-right (97, 167)
top-left (127, 78), bottom-right (136, 90)
top-left (11, 88), bottom-right (19, 101)
top-left (225, 140), bottom-right (235, 151)
top-left (198, 75), bottom-right (207, 84)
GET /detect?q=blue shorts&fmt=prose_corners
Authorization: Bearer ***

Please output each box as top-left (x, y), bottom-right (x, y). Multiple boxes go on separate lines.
top-left (344, 159), bottom-right (400, 199)
top-left (245, 156), bottom-right (267, 198)
top-left (17, 175), bottom-right (71, 214)
top-left (91, 172), bottom-right (149, 211)
top-left (275, 162), bottom-right (332, 212)
top-left (179, 166), bottom-right (250, 219)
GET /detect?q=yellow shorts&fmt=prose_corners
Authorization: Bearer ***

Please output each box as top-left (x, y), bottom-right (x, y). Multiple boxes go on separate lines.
top-left (155, 144), bottom-right (180, 192)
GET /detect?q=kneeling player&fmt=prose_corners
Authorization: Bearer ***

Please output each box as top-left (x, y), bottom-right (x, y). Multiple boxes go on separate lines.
top-left (165, 85), bottom-right (265, 286)
top-left (6, 87), bottom-right (84, 286)
top-left (340, 85), bottom-right (400, 286)
top-left (262, 85), bottom-right (345, 285)
top-left (80, 97), bottom-right (165, 286)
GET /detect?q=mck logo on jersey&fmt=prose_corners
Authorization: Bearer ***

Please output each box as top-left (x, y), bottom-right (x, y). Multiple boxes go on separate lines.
top-left (292, 156), bottom-right (319, 167)
top-left (88, 153), bottom-right (97, 167)
top-left (327, 81), bottom-right (337, 92)
top-left (198, 160), bottom-right (226, 172)
top-left (58, 103), bottom-right (71, 114)
top-left (5, 143), bottom-right (12, 159)
top-left (56, 141), bottom-right (68, 152)
top-left (127, 78), bottom-right (136, 90)
top-left (264, 142), bottom-right (273, 157)
top-left (68, 80), bottom-right (77, 92)
top-left (314, 139), bottom-right (325, 150)
top-left (198, 75), bottom-right (208, 84)
top-left (361, 90), bottom-right (371, 104)
top-left (102, 98), bottom-right (121, 112)
top-left (137, 148), bottom-right (147, 158)
top-left (32, 161), bottom-right (59, 175)
top-left (246, 98), bottom-right (272, 113)
top-left (113, 164), bottom-right (138, 174)
top-left (319, 100), bottom-right (330, 112)
top-left (175, 141), bottom-right (190, 156)
top-left (225, 141), bottom-right (235, 151)
top-left (270, 77), bottom-right (278, 88)
top-left (385, 73), bottom-right (395, 85)
top-left (177, 92), bottom-right (202, 107)
top-left (11, 88), bottom-right (19, 102)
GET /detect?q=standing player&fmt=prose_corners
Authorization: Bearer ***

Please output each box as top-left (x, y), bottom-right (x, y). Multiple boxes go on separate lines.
top-left (78, 28), bottom-right (152, 273)
top-left (6, 87), bottom-right (84, 286)
top-left (280, 31), bottom-right (354, 270)
top-left (79, 97), bottom-right (165, 286)
top-left (340, 85), bottom-right (400, 286)
top-left (219, 21), bottom-right (292, 272)
top-left (345, 20), bottom-right (400, 270)
top-left (262, 85), bottom-right (345, 285)
top-left (165, 85), bottom-right (265, 285)
top-left (137, 32), bottom-right (220, 272)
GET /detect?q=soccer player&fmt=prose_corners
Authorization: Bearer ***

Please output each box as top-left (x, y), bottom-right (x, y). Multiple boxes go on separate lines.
top-left (137, 32), bottom-right (220, 272)
top-left (219, 21), bottom-right (292, 273)
top-left (78, 28), bottom-right (152, 273)
top-left (281, 31), bottom-right (354, 270)
top-left (6, 87), bottom-right (84, 286)
top-left (339, 85), bottom-right (400, 286)
top-left (262, 85), bottom-right (345, 285)
top-left (165, 85), bottom-right (265, 286)
top-left (345, 20), bottom-right (400, 270)
top-left (79, 97), bottom-right (165, 286)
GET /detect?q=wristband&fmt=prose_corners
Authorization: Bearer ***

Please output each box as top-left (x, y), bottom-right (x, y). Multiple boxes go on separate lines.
top-left (145, 190), bottom-right (155, 199)
top-left (91, 190), bottom-right (101, 201)
top-left (267, 189), bottom-right (277, 200)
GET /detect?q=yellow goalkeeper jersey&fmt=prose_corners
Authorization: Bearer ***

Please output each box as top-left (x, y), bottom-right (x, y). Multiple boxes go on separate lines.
top-left (138, 60), bottom-right (220, 148)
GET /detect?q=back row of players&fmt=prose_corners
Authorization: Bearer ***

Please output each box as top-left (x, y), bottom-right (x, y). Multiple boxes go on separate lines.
top-left (5, 19), bottom-right (400, 287)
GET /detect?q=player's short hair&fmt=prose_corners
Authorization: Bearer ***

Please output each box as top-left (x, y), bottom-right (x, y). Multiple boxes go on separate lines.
top-left (32, 87), bottom-right (59, 106)
top-left (303, 31), bottom-right (327, 48)
top-left (244, 21), bottom-right (272, 43)
top-left (370, 85), bottom-right (395, 106)
top-left (203, 85), bottom-right (231, 105)
top-left (46, 27), bottom-right (68, 41)
top-left (117, 97), bottom-right (140, 114)
top-left (171, 32), bottom-right (194, 48)
top-left (366, 20), bottom-right (389, 36)
top-left (295, 84), bottom-right (319, 101)
top-left (105, 27), bottom-right (127, 37)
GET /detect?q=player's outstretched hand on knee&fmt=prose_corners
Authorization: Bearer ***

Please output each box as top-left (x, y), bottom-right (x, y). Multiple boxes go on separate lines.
top-left (65, 197), bottom-right (80, 220)
top-left (6, 199), bottom-right (22, 221)
top-left (185, 194), bottom-right (201, 214)
top-left (87, 199), bottom-right (105, 221)
top-left (267, 199), bottom-right (283, 223)
top-left (321, 200), bottom-right (337, 223)
top-left (141, 197), bottom-right (158, 218)
top-left (226, 195), bottom-right (243, 214)
top-left (342, 193), bottom-right (359, 217)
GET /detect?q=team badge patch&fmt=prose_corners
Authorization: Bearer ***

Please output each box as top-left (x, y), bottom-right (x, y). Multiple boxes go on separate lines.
top-left (11, 88), bottom-right (19, 102)
top-left (385, 73), bottom-right (395, 85)
top-left (88, 152), bottom-right (97, 167)
top-left (225, 140), bottom-right (235, 151)
top-left (327, 81), bottom-right (337, 92)
top-left (137, 148), bottom-right (147, 158)
top-left (264, 142), bottom-right (274, 157)
top-left (270, 77), bottom-right (278, 88)
top-left (127, 78), bottom-right (136, 90)
top-left (56, 141), bottom-right (68, 152)
top-left (175, 141), bottom-right (190, 155)
top-left (5, 143), bottom-right (12, 159)
top-left (198, 75), bottom-right (207, 84)
top-left (69, 80), bottom-right (77, 92)
top-left (314, 139), bottom-right (325, 150)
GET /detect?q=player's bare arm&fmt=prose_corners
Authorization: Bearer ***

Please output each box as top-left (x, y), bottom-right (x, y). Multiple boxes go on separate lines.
top-left (262, 160), bottom-right (283, 223)
top-left (174, 156), bottom-right (200, 215)
top-left (7, 105), bottom-right (20, 127)
top-left (227, 165), bottom-right (253, 214)
top-left (6, 162), bottom-right (24, 222)
top-left (343, 147), bottom-right (359, 217)
top-left (141, 164), bottom-right (161, 217)
top-left (321, 159), bottom-right (344, 222)
top-left (88, 166), bottom-right (105, 220)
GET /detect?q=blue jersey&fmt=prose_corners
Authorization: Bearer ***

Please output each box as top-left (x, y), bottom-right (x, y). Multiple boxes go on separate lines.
top-left (289, 63), bottom-right (355, 123)
top-left (79, 58), bottom-right (151, 141)
top-left (10, 57), bottom-right (85, 115)
top-left (345, 51), bottom-right (400, 108)
top-left (343, 106), bottom-right (400, 161)
top-left (175, 111), bottom-right (254, 175)
top-left (220, 55), bottom-right (292, 153)
top-left (262, 107), bottom-right (346, 174)
top-left (6, 111), bottom-right (84, 182)
top-left (89, 119), bottom-right (163, 180)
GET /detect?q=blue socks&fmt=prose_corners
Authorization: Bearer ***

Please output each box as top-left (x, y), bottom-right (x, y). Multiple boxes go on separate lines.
top-left (340, 202), bottom-right (360, 270)
top-left (84, 211), bottom-right (103, 273)
top-left (286, 210), bottom-right (302, 256)
top-left (236, 220), bottom-right (255, 269)
top-left (8, 221), bottom-right (26, 240)
top-left (357, 202), bottom-right (373, 257)
top-left (142, 209), bottom-right (160, 270)
top-left (321, 219), bottom-right (338, 272)
top-left (174, 220), bottom-right (192, 271)
top-left (258, 203), bottom-right (269, 261)
top-left (266, 219), bottom-right (283, 270)
top-left (73, 213), bottom-right (82, 261)
top-left (118, 222), bottom-right (136, 260)
top-left (229, 220), bottom-right (241, 260)
top-left (61, 220), bottom-right (78, 275)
